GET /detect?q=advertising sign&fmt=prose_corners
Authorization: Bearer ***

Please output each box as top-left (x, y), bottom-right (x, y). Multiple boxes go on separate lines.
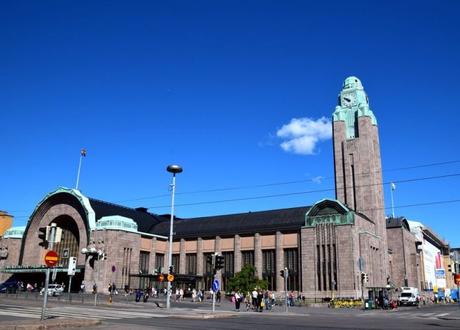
top-left (435, 268), bottom-right (446, 279)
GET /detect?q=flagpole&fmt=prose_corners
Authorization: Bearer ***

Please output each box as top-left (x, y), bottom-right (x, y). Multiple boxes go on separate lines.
top-left (390, 182), bottom-right (395, 218)
top-left (75, 149), bottom-right (86, 190)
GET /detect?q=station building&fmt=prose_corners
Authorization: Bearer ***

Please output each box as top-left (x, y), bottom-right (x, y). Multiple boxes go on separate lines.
top-left (1, 77), bottom-right (409, 299)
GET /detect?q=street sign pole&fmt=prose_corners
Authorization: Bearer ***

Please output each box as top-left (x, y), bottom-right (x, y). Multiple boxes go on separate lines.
top-left (212, 288), bottom-right (216, 313)
top-left (41, 224), bottom-right (56, 321)
top-left (68, 275), bottom-right (73, 302)
top-left (211, 276), bottom-right (220, 313)
top-left (284, 267), bottom-right (288, 313)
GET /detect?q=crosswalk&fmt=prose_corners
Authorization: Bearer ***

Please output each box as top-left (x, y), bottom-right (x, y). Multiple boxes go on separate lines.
top-left (356, 310), bottom-right (456, 320)
top-left (0, 304), bottom-right (169, 320)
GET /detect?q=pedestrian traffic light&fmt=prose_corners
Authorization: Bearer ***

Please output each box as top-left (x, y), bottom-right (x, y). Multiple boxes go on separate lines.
top-left (280, 269), bottom-right (285, 278)
top-left (169, 265), bottom-right (174, 274)
top-left (102, 253), bottom-right (108, 260)
top-left (38, 226), bottom-right (49, 248)
top-left (215, 255), bottom-right (224, 270)
top-left (448, 264), bottom-right (452, 272)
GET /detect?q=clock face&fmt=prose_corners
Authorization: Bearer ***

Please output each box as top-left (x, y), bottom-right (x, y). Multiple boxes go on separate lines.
top-left (342, 93), bottom-right (354, 107)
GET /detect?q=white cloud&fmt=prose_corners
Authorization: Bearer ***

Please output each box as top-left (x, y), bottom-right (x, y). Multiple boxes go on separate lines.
top-left (312, 176), bottom-right (324, 184)
top-left (276, 117), bottom-right (332, 155)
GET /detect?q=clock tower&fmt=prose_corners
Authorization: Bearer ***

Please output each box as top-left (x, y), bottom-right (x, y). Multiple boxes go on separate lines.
top-left (332, 76), bottom-right (388, 286)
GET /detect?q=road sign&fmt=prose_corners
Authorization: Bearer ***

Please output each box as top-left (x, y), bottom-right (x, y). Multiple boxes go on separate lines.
top-left (158, 274), bottom-right (164, 282)
top-left (44, 250), bottom-right (59, 267)
top-left (454, 274), bottom-right (460, 285)
top-left (52, 268), bottom-right (57, 282)
top-left (212, 279), bottom-right (219, 292)
top-left (167, 274), bottom-right (175, 282)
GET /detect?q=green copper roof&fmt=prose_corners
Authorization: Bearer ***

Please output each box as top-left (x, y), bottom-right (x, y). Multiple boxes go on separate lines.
top-left (304, 198), bottom-right (354, 227)
top-left (333, 76), bottom-right (377, 139)
top-left (96, 215), bottom-right (138, 233)
top-left (29, 187), bottom-right (97, 230)
top-left (3, 226), bottom-right (26, 239)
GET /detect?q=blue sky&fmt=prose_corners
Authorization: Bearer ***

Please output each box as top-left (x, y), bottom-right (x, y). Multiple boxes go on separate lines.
top-left (1, 1), bottom-right (459, 246)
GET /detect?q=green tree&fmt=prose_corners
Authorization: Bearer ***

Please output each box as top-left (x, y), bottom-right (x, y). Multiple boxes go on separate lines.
top-left (227, 264), bottom-right (268, 293)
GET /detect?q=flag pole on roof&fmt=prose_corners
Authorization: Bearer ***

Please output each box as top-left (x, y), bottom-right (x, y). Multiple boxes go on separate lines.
top-left (390, 182), bottom-right (396, 218)
top-left (75, 148), bottom-right (87, 190)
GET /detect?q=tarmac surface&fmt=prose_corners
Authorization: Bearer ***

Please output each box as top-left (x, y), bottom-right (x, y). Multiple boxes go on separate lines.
top-left (0, 293), bottom-right (459, 329)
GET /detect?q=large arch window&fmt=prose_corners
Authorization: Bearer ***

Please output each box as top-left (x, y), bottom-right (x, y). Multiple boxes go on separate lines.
top-left (52, 215), bottom-right (80, 268)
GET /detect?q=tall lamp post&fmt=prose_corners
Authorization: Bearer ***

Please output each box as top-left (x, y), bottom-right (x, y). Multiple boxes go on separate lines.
top-left (166, 164), bottom-right (183, 309)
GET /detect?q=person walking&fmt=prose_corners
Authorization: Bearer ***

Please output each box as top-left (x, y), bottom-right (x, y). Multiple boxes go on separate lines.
top-left (234, 291), bottom-right (241, 311)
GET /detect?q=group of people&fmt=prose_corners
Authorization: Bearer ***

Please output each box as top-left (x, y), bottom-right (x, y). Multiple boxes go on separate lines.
top-left (232, 289), bottom-right (278, 312)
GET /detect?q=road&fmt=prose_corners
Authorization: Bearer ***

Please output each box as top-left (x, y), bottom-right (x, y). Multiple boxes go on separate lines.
top-left (0, 295), bottom-right (459, 329)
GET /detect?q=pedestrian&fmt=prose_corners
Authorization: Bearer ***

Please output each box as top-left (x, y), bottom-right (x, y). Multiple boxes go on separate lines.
top-left (234, 291), bottom-right (241, 311)
top-left (192, 288), bottom-right (197, 302)
top-left (252, 289), bottom-right (258, 310)
top-left (175, 288), bottom-right (180, 302)
top-left (264, 291), bottom-right (270, 310)
top-left (257, 290), bottom-right (264, 312)
top-left (244, 292), bottom-right (251, 311)
top-left (135, 289), bottom-right (142, 302)
top-left (216, 290), bottom-right (221, 303)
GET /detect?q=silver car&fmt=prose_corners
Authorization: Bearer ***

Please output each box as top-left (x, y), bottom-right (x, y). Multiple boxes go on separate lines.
top-left (40, 284), bottom-right (64, 296)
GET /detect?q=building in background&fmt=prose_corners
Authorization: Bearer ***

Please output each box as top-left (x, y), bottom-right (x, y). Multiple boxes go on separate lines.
top-left (386, 217), bottom-right (420, 290)
top-left (0, 211), bottom-right (13, 237)
top-left (1, 77), bottom-right (449, 300)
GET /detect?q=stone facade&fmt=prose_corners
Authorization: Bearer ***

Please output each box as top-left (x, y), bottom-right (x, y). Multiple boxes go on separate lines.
top-left (332, 77), bottom-right (388, 288)
top-left (387, 226), bottom-right (419, 288)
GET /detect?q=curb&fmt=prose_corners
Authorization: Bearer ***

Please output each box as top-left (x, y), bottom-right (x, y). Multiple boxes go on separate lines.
top-left (0, 318), bottom-right (101, 330)
top-left (174, 312), bottom-right (236, 319)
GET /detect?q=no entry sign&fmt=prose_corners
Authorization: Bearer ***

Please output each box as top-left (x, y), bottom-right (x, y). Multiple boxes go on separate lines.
top-left (44, 250), bottom-right (59, 267)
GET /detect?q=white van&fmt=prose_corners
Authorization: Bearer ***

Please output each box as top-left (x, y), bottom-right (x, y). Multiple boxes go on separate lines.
top-left (40, 284), bottom-right (64, 296)
top-left (398, 287), bottom-right (419, 306)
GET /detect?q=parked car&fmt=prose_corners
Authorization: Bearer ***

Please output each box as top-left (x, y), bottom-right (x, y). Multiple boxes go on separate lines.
top-left (0, 280), bottom-right (18, 293)
top-left (40, 284), bottom-right (64, 296)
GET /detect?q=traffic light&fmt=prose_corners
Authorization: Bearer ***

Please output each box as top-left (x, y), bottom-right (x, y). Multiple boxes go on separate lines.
top-left (207, 254), bottom-right (215, 267)
top-left (102, 253), bottom-right (108, 261)
top-left (68, 257), bottom-right (77, 276)
top-left (169, 265), bottom-right (174, 274)
top-left (448, 264), bottom-right (452, 273)
top-left (361, 272), bottom-right (369, 283)
top-left (38, 226), bottom-right (49, 248)
top-left (215, 255), bottom-right (224, 270)
top-left (280, 269), bottom-right (285, 278)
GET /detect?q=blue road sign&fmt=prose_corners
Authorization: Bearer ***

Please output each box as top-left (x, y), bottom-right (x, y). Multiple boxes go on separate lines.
top-left (212, 279), bottom-right (220, 292)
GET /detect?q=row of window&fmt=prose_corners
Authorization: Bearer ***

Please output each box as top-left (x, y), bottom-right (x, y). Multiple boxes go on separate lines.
top-left (139, 249), bottom-right (300, 291)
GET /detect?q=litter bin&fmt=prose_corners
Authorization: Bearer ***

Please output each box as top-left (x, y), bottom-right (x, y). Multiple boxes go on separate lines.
top-left (365, 299), bottom-right (374, 309)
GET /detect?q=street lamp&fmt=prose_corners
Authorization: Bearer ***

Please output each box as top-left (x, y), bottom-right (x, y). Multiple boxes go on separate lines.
top-left (166, 164), bottom-right (183, 309)
top-left (81, 245), bottom-right (104, 306)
